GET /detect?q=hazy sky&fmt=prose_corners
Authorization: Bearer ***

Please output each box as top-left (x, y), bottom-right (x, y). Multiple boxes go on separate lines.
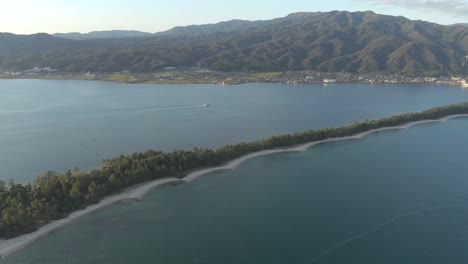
top-left (1, 0), bottom-right (467, 34)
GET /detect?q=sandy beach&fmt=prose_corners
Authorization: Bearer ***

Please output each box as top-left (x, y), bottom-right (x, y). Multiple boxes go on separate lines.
top-left (1, 113), bottom-right (467, 258)
top-left (0, 177), bottom-right (183, 258)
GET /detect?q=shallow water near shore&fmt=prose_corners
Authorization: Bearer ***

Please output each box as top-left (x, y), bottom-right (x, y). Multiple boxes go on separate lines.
top-left (2, 80), bottom-right (468, 183)
top-left (4, 118), bottom-right (468, 264)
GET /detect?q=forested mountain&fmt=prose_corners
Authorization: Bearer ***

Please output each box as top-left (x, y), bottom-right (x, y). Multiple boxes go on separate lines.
top-left (0, 33), bottom-right (100, 55)
top-left (53, 30), bottom-right (153, 40)
top-left (155, 19), bottom-right (262, 36)
top-left (1, 11), bottom-right (467, 75)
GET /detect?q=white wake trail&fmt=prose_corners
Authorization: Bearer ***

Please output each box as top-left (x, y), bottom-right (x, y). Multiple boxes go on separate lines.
top-left (309, 204), bottom-right (465, 263)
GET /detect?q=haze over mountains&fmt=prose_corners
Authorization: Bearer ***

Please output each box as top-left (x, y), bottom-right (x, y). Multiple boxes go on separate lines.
top-left (0, 11), bottom-right (467, 75)
top-left (53, 30), bottom-right (153, 40)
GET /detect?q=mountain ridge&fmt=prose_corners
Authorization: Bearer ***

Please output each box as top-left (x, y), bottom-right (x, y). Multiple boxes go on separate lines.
top-left (53, 30), bottom-right (153, 40)
top-left (1, 11), bottom-right (467, 75)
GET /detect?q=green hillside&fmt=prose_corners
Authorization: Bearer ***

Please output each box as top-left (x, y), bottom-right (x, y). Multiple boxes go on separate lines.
top-left (1, 11), bottom-right (467, 75)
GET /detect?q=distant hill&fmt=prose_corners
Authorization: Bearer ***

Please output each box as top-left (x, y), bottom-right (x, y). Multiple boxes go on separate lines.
top-left (0, 33), bottom-right (100, 55)
top-left (1, 11), bottom-right (467, 75)
top-left (53, 30), bottom-right (153, 40)
top-left (156, 19), bottom-right (262, 36)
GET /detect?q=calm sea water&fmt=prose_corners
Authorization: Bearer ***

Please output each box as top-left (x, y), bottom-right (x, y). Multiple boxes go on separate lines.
top-left (4, 118), bottom-right (468, 263)
top-left (1, 80), bottom-right (468, 183)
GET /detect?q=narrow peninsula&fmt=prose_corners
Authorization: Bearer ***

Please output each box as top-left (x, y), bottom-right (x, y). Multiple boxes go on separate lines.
top-left (2, 102), bottom-right (468, 257)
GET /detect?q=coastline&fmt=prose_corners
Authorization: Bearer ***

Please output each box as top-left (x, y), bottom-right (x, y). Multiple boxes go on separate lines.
top-left (0, 178), bottom-right (183, 258)
top-left (1, 114), bottom-right (468, 258)
top-left (1, 75), bottom-right (466, 87)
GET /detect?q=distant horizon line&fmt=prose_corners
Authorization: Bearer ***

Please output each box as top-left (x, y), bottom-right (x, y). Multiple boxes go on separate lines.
top-left (2, 10), bottom-right (465, 36)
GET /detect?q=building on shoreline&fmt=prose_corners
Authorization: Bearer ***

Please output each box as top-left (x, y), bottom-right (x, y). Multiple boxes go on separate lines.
top-left (461, 80), bottom-right (468, 88)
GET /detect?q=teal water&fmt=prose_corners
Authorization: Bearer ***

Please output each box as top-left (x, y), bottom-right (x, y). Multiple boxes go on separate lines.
top-left (1, 80), bottom-right (468, 183)
top-left (4, 118), bottom-right (468, 263)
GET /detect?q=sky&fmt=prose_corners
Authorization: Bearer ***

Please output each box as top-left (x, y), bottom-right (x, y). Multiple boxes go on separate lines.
top-left (0, 0), bottom-right (467, 34)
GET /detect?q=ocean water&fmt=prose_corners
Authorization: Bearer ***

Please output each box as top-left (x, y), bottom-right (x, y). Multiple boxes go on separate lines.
top-left (4, 118), bottom-right (468, 263)
top-left (1, 80), bottom-right (468, 183)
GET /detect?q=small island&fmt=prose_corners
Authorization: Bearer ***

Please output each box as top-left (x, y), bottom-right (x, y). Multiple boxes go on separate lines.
top-left (1, 101), bottom-right (468, 257)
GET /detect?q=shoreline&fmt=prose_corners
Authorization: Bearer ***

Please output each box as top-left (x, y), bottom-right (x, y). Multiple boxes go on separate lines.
top-left (1, 114), bottom-right (468, 258)
top-left (0, 178), bottom-right (183, 258)
top-left (0, 76), bottom-right (465, 88)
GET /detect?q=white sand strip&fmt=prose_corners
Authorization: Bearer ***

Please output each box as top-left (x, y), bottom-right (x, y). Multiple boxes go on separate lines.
top-left (1, 113), bottom-right (468, 258)
top-left (0, 178), bottom-right (182, 258)
top-left (184, 114), bottom-right (468, 182)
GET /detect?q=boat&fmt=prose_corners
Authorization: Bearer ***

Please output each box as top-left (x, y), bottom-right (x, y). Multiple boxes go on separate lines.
top-left (323, 79), bottom-right (336, 84)
top-left (461, 80), bottom-right (468, 88)
top-left (202, 104), bottom-right (210, 107)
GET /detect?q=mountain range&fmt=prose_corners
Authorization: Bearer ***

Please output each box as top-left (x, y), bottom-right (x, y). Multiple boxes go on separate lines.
top-left (52, 30), bottom-right (153, 40)
top-left (0, 11), bottom-right (467, 75)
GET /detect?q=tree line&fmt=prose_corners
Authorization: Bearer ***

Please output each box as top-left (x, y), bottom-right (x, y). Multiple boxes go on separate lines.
top-left (1, 102), bottom-right (468, 239)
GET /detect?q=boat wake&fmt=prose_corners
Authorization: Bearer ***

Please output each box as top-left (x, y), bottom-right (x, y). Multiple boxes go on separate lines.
top-left (309, 203), bottom-right (466, 263)
top-left (0, 104), bottom-right (211, 116)
top-left (102, 104), bottom-right (210, 113)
